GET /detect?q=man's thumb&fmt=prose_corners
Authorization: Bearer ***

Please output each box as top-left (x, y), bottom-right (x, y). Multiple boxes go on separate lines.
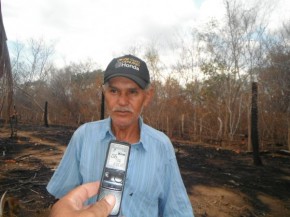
top-left (103, 195), bottom-right (116, 208)
top-left (90, 195), bottom-right (116, 216)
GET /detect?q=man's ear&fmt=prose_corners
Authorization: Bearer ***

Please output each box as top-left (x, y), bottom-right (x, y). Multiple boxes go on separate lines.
top-left (143, 86), bottom-right (154, 107)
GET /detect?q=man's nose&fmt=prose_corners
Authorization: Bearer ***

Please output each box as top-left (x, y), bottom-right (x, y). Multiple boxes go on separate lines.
top-left (117, 93), bottom-right (129, 105)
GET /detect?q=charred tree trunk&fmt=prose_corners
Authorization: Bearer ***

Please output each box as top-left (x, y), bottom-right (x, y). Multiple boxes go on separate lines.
top-left (0, 2), bottom-right (13, 123)
top-left (251, 82), bottom-right (262, 166)
top-left (247, 103), bottom-right (252, 151)
top-left (100, 92), bottom-right (105, 120)
top-left (44, 101), bottom-right (49, 127)
top-left (288, 105), bottom-right (290, 151)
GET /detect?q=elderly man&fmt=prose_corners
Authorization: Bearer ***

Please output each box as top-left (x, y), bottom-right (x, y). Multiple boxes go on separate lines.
top-left (47, 54), bottom-right (194, 217)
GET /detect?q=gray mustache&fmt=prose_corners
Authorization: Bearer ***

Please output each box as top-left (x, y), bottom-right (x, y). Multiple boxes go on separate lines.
top-left (112, 107), bottom-right (133, 112)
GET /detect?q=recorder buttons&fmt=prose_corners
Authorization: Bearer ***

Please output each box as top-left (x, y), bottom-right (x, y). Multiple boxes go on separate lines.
top-left (114, 176), bottom-right (123, 183)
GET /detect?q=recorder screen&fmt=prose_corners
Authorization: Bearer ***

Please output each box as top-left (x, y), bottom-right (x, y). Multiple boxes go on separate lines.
top-left (106, 142), bottom-right (129, 171)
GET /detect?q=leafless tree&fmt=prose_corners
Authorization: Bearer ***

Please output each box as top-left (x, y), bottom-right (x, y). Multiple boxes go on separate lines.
top-left (0, 1), bottom-right (13, 123)
top-left (258, 20), bottom-right (290, 150)
top-left (48, 61), bottom-right (102, 125)
top-left (197, 0), bottom-right (271, 149)
top-left (9, 38), bottom-right (55, 121)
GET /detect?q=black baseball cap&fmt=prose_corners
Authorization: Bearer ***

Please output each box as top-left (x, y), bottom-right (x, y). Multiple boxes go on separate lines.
top-left (104, 54), bottom-right (150, 89)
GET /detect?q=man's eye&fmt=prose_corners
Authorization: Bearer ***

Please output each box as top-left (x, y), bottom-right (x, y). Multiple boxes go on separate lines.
top-left (129, 89), bottom-right (138, 95)
top-left (109, 89), bottom-right (118, 94)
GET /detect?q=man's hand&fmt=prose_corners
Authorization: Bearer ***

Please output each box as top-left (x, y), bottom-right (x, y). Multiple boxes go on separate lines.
top-left (49, 182), bottom-right (116, 217)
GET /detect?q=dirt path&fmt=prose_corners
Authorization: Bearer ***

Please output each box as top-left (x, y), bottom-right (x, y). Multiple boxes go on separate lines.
top-left (1, 124), bottom-right (290, 217)
top-left (0, 125), bottom-right (72, 217)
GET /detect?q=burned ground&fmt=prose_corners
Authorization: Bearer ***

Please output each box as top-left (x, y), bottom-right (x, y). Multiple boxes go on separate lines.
top-left (176, 144), bottom-right (290, 216)
top-left (0, 124), bottom-right (290, 217)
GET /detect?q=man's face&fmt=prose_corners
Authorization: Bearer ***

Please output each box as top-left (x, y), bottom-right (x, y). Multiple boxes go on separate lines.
top-left (103, 77), bottom-right (153, 129)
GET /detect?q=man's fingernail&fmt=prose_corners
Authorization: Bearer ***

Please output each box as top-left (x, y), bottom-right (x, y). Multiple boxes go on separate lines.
top-left (105, 195), bottom-right (116, 206)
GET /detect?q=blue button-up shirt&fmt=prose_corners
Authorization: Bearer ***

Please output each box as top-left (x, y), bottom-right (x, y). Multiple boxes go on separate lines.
top-left (47, 117), bottom-right (194, 217)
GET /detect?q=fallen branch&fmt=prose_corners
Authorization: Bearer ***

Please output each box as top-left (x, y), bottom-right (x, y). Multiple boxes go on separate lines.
top-left (277, 150), bottom-right (290, 156)
top-left (0, 191), bottom-right (7, 217)
top-left (14, 154), bottom-right (32, 160)
top-left (29, 189), bottom-right (40, 195)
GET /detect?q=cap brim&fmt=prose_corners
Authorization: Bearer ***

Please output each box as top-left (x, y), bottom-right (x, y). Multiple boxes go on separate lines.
top-left (104, 74), bottom-right (147, 89)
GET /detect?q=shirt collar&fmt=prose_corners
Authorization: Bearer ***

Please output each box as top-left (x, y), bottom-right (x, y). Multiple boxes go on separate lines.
top-left (101, 117), bottom-right (113, 139)
top-left (138, 117), bottom-right (148, 151)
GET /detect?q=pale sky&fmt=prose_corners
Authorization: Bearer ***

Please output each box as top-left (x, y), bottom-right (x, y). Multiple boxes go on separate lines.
top-left (2, 0), bottom-right (290, 69)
